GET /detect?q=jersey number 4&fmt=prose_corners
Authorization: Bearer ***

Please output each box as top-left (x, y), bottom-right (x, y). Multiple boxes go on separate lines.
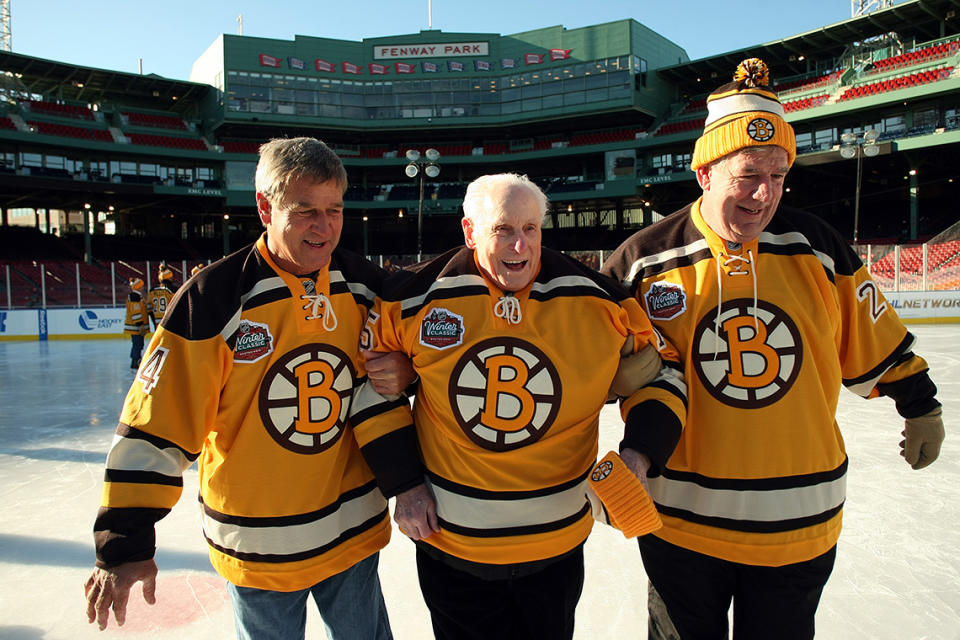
top-left (137, 346), bottom-right (170, 394)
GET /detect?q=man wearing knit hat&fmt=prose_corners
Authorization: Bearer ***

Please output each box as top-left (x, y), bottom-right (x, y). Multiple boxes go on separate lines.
top-left (602, 59), bottom-right (944, 639)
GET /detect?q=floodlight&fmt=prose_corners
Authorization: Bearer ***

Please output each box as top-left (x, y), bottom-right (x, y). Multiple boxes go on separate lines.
top-left (863, 129), bottom-right (880, 143)
top-left (405, 149), bottom-right (421, 162)
top-left (840, 132), bottom-right (857, 144)
top-left (425, 164), bottom-right (441, 178)
top-left (425, 148), bottom-right (440, 161)
top-left (840, 146), bottom-right (857, 159)
top-left (863, 145), bottom-right (880, 157)
top-left (405, 164), bottom-right (419, 178)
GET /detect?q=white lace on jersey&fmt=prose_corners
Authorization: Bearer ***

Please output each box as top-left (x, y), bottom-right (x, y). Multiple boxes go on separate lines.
top-left (301, 293), bottom-right (339, 331)
top-left (494, 294), bottom-right (522, 325)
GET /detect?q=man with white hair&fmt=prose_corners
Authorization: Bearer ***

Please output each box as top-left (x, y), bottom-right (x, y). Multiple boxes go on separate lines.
top-left (351, 173), bottom-right (686, 639)
top-left (602, 59), bottom-right (945, 639)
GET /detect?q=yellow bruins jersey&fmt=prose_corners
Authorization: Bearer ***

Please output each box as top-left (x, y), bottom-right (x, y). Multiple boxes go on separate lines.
top-left (602, 199), bottom-right (939, 567)
top-left (96, 234), bottom-right (391, 591)
top-left (146, 284), bottom-right (176, 324)
top-left (123, 292), bottom-right (149, 335)
top-left (352, 246), bottom-right (686, 568)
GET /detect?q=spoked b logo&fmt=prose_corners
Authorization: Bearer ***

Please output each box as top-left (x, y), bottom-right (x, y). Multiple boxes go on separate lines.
top-left (692, 299), bottom-right (803, 408)
top-left (448, 337), bottom-right (562, 451)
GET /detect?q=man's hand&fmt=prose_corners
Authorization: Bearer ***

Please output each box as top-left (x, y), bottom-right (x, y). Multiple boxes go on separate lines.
top-left (84, 559), bottom-right (158, 630)
top-left (394, 484), bottom-right (440, 540)
top-left (363, 350), bottom-right (416, 396)
top-left (901, 407), bottom-right (945, 470)
top-left (609, 338), bottom-right (662, 400)
top-left (620, 447), bottom-right (653, 491)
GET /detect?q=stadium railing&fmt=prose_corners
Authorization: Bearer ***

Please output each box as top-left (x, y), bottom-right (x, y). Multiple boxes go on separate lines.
top-left (3, 242), bottom-right (959, 309)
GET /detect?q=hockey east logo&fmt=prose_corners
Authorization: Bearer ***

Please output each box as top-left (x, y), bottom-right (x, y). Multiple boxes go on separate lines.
top-left (645, 282), bottom-right (686, 321)
top-left (234, 320), bottom-right (274, 363)
top-left (420, 307), bottom-right (464, 350)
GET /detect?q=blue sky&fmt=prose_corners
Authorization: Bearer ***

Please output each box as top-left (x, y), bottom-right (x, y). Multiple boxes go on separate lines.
top-left (13, 0), bottom-right (861, 80)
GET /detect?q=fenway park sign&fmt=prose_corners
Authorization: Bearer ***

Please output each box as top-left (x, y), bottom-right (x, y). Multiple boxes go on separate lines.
top-left (374, 42), bottom-right (489, 59)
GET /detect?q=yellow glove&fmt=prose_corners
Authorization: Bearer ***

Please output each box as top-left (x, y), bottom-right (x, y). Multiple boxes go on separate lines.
top-left (900, 407), bottom-right (944, 470)
top-left (588, 451), bottom-right (662, 538)
top-left (609, 336), bottom-right (662, 399)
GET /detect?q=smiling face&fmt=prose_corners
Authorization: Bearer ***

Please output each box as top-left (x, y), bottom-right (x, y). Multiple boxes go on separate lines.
top-left (462, 182), bottom-right (543, 292)
top-left (697, 146), bottom-right (789, 244)
top-left (257, 176), bottom-right (345, 274)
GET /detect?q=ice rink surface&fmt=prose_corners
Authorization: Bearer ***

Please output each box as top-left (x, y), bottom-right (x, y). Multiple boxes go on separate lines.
top-left (0, 325), bottom-right (957, 639)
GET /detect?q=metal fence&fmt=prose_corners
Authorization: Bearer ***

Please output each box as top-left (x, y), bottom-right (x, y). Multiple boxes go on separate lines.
top-left (3, 240), bottom-right (960, 309)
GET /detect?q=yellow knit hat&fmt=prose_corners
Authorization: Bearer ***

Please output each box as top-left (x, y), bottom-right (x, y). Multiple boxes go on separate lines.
top-left (690, 58), bottom-right (796, 171)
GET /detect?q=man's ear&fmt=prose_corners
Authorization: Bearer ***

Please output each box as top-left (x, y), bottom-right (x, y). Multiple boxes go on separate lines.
top-left (695, 165), bottom-right (712, 191)
top-left (462, 217), bottom-right (476, 249)
top-left (256, 192), bottom-right (272, 225)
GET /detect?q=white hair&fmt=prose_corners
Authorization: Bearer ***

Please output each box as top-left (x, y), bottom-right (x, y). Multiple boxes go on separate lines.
top-left (462, 173), bottom-right (547, 229)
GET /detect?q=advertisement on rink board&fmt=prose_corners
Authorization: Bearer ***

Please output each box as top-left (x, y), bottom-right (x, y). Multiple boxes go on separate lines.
top-left (0, 308), bottom-right (126, 340)
top-left (882, 291), bottom-right (960, 319)
top-left (0, 293), bottom-right (957, 340)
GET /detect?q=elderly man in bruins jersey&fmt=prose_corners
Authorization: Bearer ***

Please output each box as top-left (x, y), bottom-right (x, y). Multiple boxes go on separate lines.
top-left (602, 59), bottom-right (945, 640)
top-left (351, 173), bottom-right (687, 640)
top-left (84, 137), bottom-right (414, 640)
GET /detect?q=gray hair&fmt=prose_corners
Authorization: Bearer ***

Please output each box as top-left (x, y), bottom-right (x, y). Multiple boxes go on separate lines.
top-left (461, 173), bottom-right (547, 229)
top-left (710, 145), bottom-right (788, 171)
top-left (255, 137), bottom-right (348, 206)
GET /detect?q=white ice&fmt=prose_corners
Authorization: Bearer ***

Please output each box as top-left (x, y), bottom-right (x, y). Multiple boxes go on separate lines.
top-left (0, 325), bottom-right (958, 639)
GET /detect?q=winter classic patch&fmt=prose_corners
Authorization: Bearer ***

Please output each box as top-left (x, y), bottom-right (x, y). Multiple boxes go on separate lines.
top-left (234, 320), bottom-right (274, 363)
top-left (645, 282), bottom-right (686, 321)
top-left (419, 307), bottom-right (465, 350)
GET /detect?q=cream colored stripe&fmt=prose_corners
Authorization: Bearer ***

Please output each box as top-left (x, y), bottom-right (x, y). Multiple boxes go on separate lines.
top-left (106, 434), bottom-right (193, 477)
top-left (647, 473), bottom-right (846, 522)
top-left (202, 487), bottom-right (387, 556)
top-left (428, 478), bottom-right (589, 530)
top-left (401, 274), bottom-right (487, 313)
top-left (705, 93), bottom-right (784, 126)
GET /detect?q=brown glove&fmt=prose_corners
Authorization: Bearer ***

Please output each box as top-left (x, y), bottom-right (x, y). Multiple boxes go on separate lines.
top-left (609, 336), bottom-right (662, 400)
top-left (900, 407), bottom-right (944, 470)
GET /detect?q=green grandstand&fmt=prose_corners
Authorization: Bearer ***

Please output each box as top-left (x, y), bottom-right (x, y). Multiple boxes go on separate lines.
top-left (1, 0), bottom-right (958, 266)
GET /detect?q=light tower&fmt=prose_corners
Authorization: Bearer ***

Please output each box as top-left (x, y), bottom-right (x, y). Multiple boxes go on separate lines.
top-left (0, 0), bottom-right (11, 52)
top-left (851, 0), bottom-right (894, 17)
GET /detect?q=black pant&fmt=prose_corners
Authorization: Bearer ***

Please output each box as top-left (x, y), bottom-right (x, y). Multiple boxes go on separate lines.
top-left (639, 535), bottom-right (836, 640)
top-left (416, 546), bottom-right (584, 640)
top-left (129, 333), bottom-right (144, 366)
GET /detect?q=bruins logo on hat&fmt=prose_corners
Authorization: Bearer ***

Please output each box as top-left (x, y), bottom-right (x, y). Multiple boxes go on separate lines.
top-left (747, 117), bottom-right (776, 142)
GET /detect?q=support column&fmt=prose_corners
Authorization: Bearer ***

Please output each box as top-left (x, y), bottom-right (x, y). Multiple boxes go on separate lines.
top-left (222, 215), bottom-right (231, 256)
top-left (83, 206), bottom-right (93, 264)
top-left (908, 171), bottom-right (919, 241)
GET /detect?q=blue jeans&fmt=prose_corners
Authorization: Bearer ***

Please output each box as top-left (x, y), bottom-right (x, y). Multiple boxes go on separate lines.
top-left (226, 553), bottom-right (393, 640)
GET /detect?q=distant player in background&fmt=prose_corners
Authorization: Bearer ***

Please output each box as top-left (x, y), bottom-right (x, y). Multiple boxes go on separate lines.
top-left (602, 59), bottom-right (945, 640)
top-left (122, 277), bottom-right (149, 369)
top-left (146, 262), bottom-right (177, 327)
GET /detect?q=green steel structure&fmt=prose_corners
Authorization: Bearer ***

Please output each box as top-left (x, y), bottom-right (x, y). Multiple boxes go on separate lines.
top-left (1, 0), bottom-right (959, 260)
